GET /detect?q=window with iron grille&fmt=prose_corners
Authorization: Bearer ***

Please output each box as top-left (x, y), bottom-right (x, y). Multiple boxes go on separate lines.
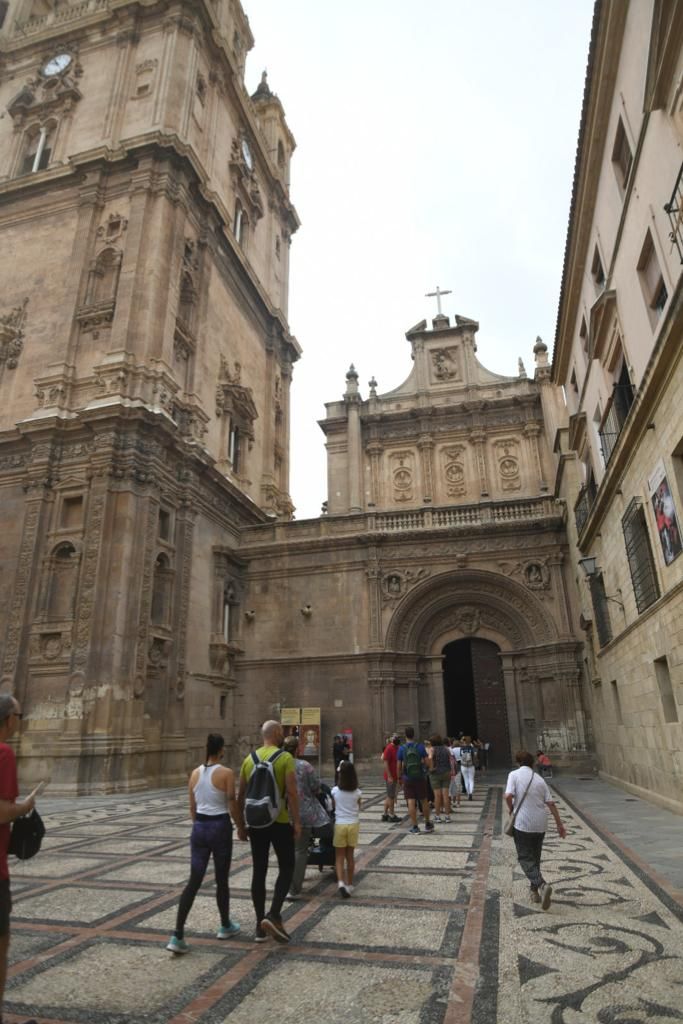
top-left (589, 573), bottom-right (612, 648)
top-left (622, 497), bottom-right (660, 613)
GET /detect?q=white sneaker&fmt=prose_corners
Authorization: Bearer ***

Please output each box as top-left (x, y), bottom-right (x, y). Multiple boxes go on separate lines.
top-left (443, 815), bottom-right (451, 822)
top-left (433, 815), bottom-right (442, 823)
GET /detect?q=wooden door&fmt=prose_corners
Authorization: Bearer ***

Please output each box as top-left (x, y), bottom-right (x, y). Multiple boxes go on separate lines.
top-left (471, 638), bottom-right (510, 768)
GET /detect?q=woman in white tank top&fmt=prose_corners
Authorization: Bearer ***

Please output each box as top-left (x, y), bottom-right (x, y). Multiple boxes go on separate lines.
top-left (166, 734), bottom-right (245, 954)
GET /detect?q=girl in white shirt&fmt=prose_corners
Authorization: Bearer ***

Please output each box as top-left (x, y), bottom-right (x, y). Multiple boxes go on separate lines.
top-left (331, 761), bottom-right (362, 897)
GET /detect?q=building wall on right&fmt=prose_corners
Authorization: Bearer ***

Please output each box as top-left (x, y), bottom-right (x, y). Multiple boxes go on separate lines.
top-left (553, 0), bottom-right (683, 813)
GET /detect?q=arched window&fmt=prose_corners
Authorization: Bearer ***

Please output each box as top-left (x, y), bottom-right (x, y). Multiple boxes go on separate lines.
top-left (177, 271), bottom-right (196, 330)
top-left (87, 247), bottom-right (122, 305)
top-left (233, 200), bottom-right (247, 247)
top-left (19, 122), bottom-right (55, 176)
top-left (47, 542), bottom-right (78, 620)
top-left (151, 553), bottom-right (173, 626)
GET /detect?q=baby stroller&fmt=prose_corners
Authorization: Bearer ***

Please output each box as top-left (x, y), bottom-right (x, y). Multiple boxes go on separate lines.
top-left (307, 782), bottom-right (336, 872)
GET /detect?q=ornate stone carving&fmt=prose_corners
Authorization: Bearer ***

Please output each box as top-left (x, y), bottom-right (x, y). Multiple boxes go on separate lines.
top-left (71, 491), bottom-right (106, 673)
top-left (96, 213), bottom-right (128, 244)
top-left (431, 347), bottom-right (459, 381)
top-left (216, 357), bottom-right (258, 442)
top-left (380, 568), bottom-right (430, 603)
top-left (494, 438), bottom-right (521, 492)
top-left (0, 501), bottom-right (42, 682)
top-left (0, 298), bottom-right (29, 370)
top-left (499, 558), bottom-right (551, 590)
top-left (442, 445), bottom-right (466, 497)
top-left (454, 605), bottom-right (481, 636)
top-left (390, 451), bottom-right (414, 503)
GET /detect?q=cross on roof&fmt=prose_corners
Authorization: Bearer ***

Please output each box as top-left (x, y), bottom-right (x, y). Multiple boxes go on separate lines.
top-left (426, 285), bottom-right (452, 316)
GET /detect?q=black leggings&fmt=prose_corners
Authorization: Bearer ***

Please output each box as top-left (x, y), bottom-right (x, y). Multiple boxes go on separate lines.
top-left (248, 821), bottom-right (295, 922)
top-left (175, 815), bottom-right (233, 939)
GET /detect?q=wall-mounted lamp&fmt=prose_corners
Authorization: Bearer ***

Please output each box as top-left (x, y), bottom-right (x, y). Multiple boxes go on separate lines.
top-left (244, 610), bottom-right (256, 622)
top-left (578, 556), bottom-right (599, 578)
top-left (578, 556), bottom-right (624, 609)
top-left (301, 604), bottom-right (312, 618)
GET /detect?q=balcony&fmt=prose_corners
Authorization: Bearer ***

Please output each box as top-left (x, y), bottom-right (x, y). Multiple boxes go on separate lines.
top-left (13, 0), bottom-right (109, 36)
top-left (664, 161), bottom-right (683, 264)
top-left (598, 383), bottom-right (635, 466)
top-left (574, 484), bottom-right (595, 536)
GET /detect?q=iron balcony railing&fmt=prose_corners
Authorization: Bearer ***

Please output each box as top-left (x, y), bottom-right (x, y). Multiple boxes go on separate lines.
top-left (664, 161), bottom-right (683, 264)
top-left (574, 487), bottom-right (593, 535)
top-left (598, 383), bottom-right (635, 466)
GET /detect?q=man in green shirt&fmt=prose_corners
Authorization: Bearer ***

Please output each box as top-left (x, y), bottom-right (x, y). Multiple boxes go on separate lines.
top-left (238, 720), bottom-right (301, 943)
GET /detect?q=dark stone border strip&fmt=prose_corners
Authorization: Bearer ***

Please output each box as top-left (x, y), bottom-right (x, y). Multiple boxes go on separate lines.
top-left (552, 782), bottom-right (683, 921)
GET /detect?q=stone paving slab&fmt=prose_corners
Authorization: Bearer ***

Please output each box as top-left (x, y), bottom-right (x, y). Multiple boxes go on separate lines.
top-left (1, 778), bottom-right (681, 1024)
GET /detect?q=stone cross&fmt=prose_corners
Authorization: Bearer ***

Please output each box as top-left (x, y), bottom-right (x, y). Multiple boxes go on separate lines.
top-left (426, 285), bottom-right (452, 316)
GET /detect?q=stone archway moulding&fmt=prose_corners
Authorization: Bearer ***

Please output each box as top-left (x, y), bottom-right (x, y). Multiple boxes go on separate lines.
top-left (385, 569), bottom-right (558, 654)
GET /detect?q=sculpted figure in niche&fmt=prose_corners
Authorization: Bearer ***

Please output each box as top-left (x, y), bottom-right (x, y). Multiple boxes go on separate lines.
top-left (432, 348), bottom-right (458, 381)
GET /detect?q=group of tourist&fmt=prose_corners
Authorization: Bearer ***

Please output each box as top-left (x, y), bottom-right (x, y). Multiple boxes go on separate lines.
top-left (166, 719), bottom-right (364, 952)
top-left (380, 731), bottom-right (487, 831)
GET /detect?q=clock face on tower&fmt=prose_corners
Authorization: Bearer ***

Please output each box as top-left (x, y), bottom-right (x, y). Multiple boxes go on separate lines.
top-left (241, 139), bottom-right (253, 171)
top-left (41, 53), bottom-right (72, 77)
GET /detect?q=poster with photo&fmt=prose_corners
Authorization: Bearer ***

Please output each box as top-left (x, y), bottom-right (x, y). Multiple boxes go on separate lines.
top-left (648, 460), bottom-right (682, 565)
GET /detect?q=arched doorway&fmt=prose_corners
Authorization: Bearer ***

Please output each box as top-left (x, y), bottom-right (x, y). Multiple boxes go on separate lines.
top-left (442, 637), bottom-right (510, 768)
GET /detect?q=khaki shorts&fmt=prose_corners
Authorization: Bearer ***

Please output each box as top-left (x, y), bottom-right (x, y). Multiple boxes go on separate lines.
top-left (333, 822), bottom-right (360, 848)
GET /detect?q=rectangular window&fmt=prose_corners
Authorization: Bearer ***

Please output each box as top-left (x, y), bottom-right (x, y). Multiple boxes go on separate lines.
top-left (0, 2), bottom-right (9, 29)
top-left (654, 656), bottom-right (678, 723)
top-left (599, 363), bottom-right (634, 466)
top-left (589, 573), bottom-right (612, 647)
top-left (591, 246), bottom-right (605, 290)
top-left (622, 497), bottom-right (659, 613)
top-left (610, 680), bottom-right (623, 725)
top-left (228, 425), bottom-right (241, 473)
top-left (637, 231), bottom-right (667, 325)
top-left (61, 496), bottom-right (83, 529)
top-left (158, 507), bottom-right (172, 541)
top-left (579, 315), bottom-right (588, 353)
top-left (611, 117), bottom-right (633, 190)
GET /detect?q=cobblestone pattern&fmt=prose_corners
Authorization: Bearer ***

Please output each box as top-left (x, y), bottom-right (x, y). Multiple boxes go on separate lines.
top-left (2, 781), bottom-right (681, 1023)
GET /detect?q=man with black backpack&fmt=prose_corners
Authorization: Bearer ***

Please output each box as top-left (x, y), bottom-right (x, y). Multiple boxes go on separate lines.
top-left (237, 721), bottom-right (301, 944)
top-left (397, 727), bottom-right (434, 834)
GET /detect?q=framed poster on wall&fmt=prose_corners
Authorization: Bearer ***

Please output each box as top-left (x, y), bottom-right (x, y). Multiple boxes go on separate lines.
top-left (648, 459), bottom-right (682, 565)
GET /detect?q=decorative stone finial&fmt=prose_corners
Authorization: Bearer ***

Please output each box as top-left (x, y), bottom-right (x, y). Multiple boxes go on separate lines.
top-left (533, 335), bottom-right (549, 368)
top-left (344, 363), bottom-right (359, 397)
top-left (518, 357), bottom-right (527, 379)
top-left (368, 376), bottom-right (377, 397)
top-left (251, 70), bottom-right (273, 102)
top-left (533, 335), bottom-right (547, 354)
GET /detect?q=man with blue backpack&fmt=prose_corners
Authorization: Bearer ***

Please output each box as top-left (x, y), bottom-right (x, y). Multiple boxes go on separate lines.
top-left (397, 727), bottom-right (434, 834)
top-left (237, 720), bottom-right (301, 944)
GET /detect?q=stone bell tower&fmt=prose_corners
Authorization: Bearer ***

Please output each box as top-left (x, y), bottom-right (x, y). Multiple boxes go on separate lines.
top-left (0, 0), bottom-right (299, 791)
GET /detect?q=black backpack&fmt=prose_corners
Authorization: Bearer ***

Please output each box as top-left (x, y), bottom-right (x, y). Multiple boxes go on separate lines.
top-left (9, 808), bottom-right (45, 860)
top-left (432, 745), bottom-right (451, 774)
top-left (244, 750), bottom-right (285, 828)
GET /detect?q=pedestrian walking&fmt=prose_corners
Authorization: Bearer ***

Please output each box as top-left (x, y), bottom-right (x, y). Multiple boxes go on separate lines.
top-left (505, 750), bottom-right (567, 909)
top-left (381, 734), bottom-right (401, 822)
top-left (237, 720), bottom-right (301, 943)
top-left (397, 727), bottom-right (433, 833)
top-left (283, 735), bottom-right (331, 899)
top-left (459, 735), bottom-right (477, 800)
top-left (0, 693), bottom-right (40, 1024)
top-left (428, 735), bottom-right (452, 822)
top-left (166, 733), bottom-right (242, 953)
top-left (331, 761), bottom-right (362, 897)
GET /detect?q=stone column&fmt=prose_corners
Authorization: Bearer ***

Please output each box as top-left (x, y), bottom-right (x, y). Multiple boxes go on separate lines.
top-left (366, 557), bottom-right (383, 650)
top-left (523, 422), bottom-right (547, 492)
top-left (469, 429), bottom-right (489, 497)
top-left (500, 653), bottom-right (522, 754)
top-left (366, 441), bottom-right (383, 507)
top-left (426, 655), bottom-right (446, 734)
top-left (345, 365), bottom-right (363, 513)
top-left (417, 434), bottom-right (434, 503)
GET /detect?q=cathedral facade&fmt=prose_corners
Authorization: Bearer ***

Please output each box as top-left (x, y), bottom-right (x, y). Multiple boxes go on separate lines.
top-left (0, 0), bottom-right (592, 791)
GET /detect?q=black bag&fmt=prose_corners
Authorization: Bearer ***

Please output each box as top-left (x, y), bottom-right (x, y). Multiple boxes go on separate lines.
top-left (9, 808), bottom-right (45, 860)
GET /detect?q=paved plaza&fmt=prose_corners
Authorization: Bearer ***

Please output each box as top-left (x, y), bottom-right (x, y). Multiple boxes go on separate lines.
top-left (3, 774), bottom-right (683, 1024)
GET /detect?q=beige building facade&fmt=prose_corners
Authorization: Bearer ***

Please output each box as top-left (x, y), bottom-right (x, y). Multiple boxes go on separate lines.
top-left (0, 0), bottom-right (605, 792)
top-left (237, 316), bottom-right (590, 771)
top-left (0, 0), bottom-right (299, 790)
top-left (552, 0), bottom-right (683, 813)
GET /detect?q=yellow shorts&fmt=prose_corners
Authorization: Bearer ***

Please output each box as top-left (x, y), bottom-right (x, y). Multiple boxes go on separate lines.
top-left (333, 822), bottom-right (359, 848)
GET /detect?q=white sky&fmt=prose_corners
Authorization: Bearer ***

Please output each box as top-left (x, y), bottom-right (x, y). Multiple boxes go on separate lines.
top-left (246, 1), bottom-right (595, 519)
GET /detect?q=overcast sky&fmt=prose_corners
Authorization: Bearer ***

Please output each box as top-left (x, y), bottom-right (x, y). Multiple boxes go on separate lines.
top-left (246, 1), bottom-right (595, 519)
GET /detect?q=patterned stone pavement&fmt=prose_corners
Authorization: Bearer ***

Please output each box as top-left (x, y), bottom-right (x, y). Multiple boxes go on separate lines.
top-left (3, 777), bottom-right (682, 1024)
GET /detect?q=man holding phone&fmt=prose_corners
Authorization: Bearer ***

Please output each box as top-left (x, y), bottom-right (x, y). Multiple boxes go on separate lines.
top-left (0, 694), bottom-right (41, 1024)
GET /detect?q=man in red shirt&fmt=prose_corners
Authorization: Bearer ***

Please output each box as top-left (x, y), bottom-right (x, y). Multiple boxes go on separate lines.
top-left (0, 694), bottom-right (37, 1024)
top-left (381, 735), bottom-right (401, 823)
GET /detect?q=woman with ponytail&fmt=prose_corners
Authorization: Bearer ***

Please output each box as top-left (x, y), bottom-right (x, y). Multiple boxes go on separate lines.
top-left (166, 734), bottom-right (244, 953)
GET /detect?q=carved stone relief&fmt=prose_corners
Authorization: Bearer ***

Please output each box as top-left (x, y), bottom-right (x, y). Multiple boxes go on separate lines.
top-left (494, 438), bottom-right (521, 491)
top-left (389, 451), bottom-right (414, 503)
top-left (0, 298), bottom-right (29, 370)
top-left (430, 347), bottom-right (460, 382)
top-left (442, 445), bottom-right (466, 497)
top-left (499, 558), bottom-right (551, 590)
top-left (380, 568), bottom-right (430, 603)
